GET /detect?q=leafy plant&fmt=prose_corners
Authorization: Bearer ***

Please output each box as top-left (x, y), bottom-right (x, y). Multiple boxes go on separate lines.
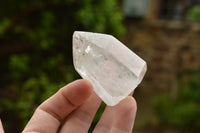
top-left (0, 0), bottom-right (124, 132)
top-left (154, 71), bottom-right (200, 132)
top-left (187, 5), bottom-right (200, 22)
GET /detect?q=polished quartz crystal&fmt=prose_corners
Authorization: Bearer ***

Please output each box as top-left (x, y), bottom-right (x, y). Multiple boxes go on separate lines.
top-left (73, 31), bottom-right (147, 106)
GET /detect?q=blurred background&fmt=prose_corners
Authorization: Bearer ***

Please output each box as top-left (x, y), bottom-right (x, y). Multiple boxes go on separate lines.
top-left (0, 0), bottom-right (200, 132)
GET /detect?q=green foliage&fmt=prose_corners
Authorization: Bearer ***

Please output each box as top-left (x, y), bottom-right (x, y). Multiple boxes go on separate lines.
top-left (154, 71), bottom-right (200, 132)
top-left (77, 0), bottom-right (125, 37)
top-left (88, 102), bottom-right (106, 132)
top-left (0, 0), bottom-right (124, 132)
top-left (187, 5), bottom-right (200, 22)
top-left (9, 54), bottom-right (29, 79)
top-left (0, 18), bottom-right (11, 36)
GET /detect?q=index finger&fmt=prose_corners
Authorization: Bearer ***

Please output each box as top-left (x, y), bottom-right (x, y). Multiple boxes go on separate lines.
top-left (22, 79), bottom-right (93, 133)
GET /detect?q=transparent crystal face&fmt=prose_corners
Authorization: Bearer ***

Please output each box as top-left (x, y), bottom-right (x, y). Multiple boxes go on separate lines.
top-left (73, 31), bottom-right (147, 106)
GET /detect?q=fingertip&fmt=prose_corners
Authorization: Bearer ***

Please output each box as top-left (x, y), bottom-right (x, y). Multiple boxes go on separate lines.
top-left (61, 79), bottom-right (93, 106)
top-left (126, 96), bottom-right (137, 110)
top-left (111, 96), bottom-right (137, 132)
top-left (116, 96), bottom-right (137, 114)
top-left (76, 79), bottom-right (93, 94)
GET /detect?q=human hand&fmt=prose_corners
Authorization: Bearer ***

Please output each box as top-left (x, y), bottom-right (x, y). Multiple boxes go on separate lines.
top-left (0, 119), bottom-right (4, 133)
top-left (22, 79), bottom-right (137, 133)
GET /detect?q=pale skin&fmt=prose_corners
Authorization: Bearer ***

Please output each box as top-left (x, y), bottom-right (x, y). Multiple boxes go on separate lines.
top-left (1, 79), bottom-right (137, 133)
top-left (0, 119), bottom-right (4, 133)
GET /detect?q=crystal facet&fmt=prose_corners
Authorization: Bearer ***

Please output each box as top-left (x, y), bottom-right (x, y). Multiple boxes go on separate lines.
top-left (73, 31), bottom-right (147, 106)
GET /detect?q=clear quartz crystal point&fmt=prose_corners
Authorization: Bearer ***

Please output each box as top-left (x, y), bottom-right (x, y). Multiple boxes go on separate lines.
top-left (73, 31), bottom-right (147, 106)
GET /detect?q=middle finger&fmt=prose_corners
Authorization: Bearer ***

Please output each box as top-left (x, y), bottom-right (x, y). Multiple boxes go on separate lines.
top-left (59, 92), bottom-right (102, 133)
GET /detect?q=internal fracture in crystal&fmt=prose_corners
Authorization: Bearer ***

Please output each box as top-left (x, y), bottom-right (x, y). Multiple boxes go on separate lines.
top-left (73, 31), bottom-right (147, 106)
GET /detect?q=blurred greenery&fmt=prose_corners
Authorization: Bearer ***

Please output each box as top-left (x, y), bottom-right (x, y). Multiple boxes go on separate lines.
top-left (0, 0), bottom-right (124, 132)
top-left (187, 5), bottom-right (200, 22)
top-left (154, 71), bottom-right (200, 132)
top-left (1, 1), bottom-right (200, 133)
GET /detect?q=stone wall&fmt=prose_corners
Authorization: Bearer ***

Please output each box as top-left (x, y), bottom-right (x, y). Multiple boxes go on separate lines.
top-left (121, 19), bottom-right (200, 132)
top-left (122, 19), bottom-right (200, 95)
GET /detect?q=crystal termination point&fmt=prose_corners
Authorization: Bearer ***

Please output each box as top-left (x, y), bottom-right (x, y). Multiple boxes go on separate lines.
top-left (73, 31), bottom-right (147, 106)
